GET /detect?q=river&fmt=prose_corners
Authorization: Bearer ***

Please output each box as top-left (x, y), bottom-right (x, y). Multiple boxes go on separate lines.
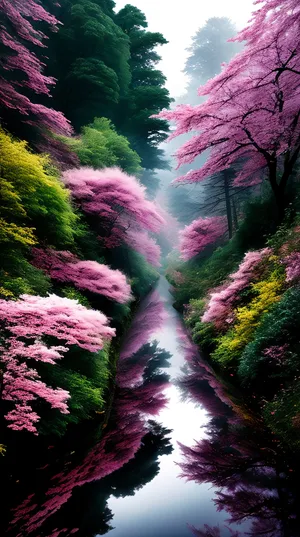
top-left (3, 277), bottom-right (300, 537)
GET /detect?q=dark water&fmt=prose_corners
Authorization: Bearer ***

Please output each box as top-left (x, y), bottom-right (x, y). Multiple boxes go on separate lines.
top-left (3, 278), bottom-right (300, 537)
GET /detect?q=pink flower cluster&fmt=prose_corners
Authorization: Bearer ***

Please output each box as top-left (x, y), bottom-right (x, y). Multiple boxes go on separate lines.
top-left (157, 0), bottom-right (300, 192)
top-left (31, 248), bottom-right (132, 303)
top-left (0, 1), bottom-right (71, 135)
top-left (126, 230), bottom-right (161, 267)
top-left (202, 248), bottom-right (271, 326)
top-left (62, 167), bottom-right (164, 266)
top-left (0, 294), bottom-right (115, 432)
top-left (179, 216), bottom-right (227, 260)
top-left (168, 269), bottom-right (185, 285)
top-left (283, 252), bottom-right (300, 282)
top-left (263, 344), bottom-right (289, 364)
top-left (11, 294), bottom-right (169, 535)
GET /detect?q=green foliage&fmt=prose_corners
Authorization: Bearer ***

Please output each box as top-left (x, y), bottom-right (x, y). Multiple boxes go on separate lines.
top-left (0, 129), bottom-right (77, 297)
top-left (0, 254), bottom-right (50, 298)
top-left (106, 245), bottom-right (159, 298)
top-left (65, 117), bottom-right (142, 174)
top-left (46, 0), bottom-right (172, 196)
top-left (170, 192), bottom-right (291, 311)
top-left (0, 129), bottom-right (77, 248)
top-left (235, 192), bottom-right (281, 251)
top-left (121, 247), bottom-right (159, 298)
top-left (185, 299), bottom-right (217, 352)
top-left (114, 4), bottom-right (172, 181)
top-left (48, 0), bottom-right (131, 130)
top-left (263, 381), bottom-right (300, 449)
top-left (61, 287), bottom-right (91, 307)
top-left (212, 273), bottom-right (284, 365)
top-left (38, 345), bottom-right (111, 436)
top-left (0, 220), bottom-right (36, 248)
top-left (267, 214), bottom-right (300, 254)
top-left (239, 287), bottom-right (300, 386)
top-left (171, 239), bottom-right (243, 310)
top-left (38, 368), bottom-right (105, 436)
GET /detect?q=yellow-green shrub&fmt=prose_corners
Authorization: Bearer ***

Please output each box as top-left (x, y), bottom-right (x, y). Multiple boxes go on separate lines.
top-left (0, 129), bottom-right (77, 247)
top-left (212, 273), bottom-right (284, 365)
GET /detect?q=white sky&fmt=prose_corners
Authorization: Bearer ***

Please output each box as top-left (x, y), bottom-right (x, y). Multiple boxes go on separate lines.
top-left (115, 0), bottom-right (255, 98)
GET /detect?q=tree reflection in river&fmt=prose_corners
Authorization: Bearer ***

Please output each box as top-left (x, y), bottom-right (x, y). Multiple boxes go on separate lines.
top-left (7, 291), bottom-right (171, 537)
top-left (6, 282), bottom-right (300, 537)
top-left (176, 325), bottom-right (300, 537)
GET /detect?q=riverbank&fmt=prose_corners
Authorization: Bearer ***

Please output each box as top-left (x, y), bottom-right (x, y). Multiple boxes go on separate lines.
top-left (0, 278), bottom-right (244, 536)
top-left (3, 277), bottom-right (300, 537)
top-left (167, 216), bottom-right (300, 451)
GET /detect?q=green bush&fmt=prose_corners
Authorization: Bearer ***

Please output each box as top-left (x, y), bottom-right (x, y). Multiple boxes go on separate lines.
top-left (170, 191), bottom-right (292, 311)
top-left (38, 345), bottom-right (111, 436)
top-left (0, 253), bottom-right (50, 298)
top-left (185, 299), bottom-right (217, 352)
top-left (238, 287), bottom-right (300, 389)
top-left (64, 117), bottom-right (142, 175)
top-left (171, 239), bottom-right (243, 310)
top-left (263, 381), bottom-right (300, 449)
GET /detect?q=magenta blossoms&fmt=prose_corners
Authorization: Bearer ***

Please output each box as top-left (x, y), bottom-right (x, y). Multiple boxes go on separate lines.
top-left (62, 167), bottom-right (164, 257)
top-left (283, 252), bottom-right (300, 282)
top-left (0, 294), bottom-right (115, 352)
top-left (31, 248), bottom-right (132, 303)
top-left (0, 0), bottom-right (71, 136)
top-left (202, 248), bottom-right (272, 326)
top-left (180, 216), bottom-right (227, 260)
top-left (0, 294), bottom-right (115, 433)
top-left (157, 0), bottom-right (300, 215)
top-left (126, 230), bottom-right (161, 267)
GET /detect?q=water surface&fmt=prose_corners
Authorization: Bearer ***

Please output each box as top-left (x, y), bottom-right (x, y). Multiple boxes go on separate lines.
top-left (3, 278), bottom-right (300, 537)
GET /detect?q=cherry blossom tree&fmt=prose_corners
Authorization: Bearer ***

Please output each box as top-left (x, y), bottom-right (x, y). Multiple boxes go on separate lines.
top-left (31, 248), bottom-right (132, 303)
top-left (179, 216), bottom-right (227, 260)
top-left (158, 0), bottom-right (300, 219)
top-left (126, 230), bottom-right (161, 267)
top-left (62, 167), bottom-right (164, 263)
top-left (202, 248), bottom-right (271, 327)
top-left (283, 252), bottom-right (300, 282)
top-left (10, 312), bottom-right (169, 535)
top-left (0, 0), bottom-right (71, 137)
top-left (0, 294), bottom-right (115, 432)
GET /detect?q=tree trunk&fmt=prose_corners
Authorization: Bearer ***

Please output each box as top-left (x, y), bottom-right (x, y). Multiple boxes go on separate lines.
top-left (269, 162), bottom-right (286, 222)
top-left (232, 195), bottom-right (239, 231)
top-left (273, 183), bottom-right (286, 223)
top-left (223, 170), bottom-right (233, 239)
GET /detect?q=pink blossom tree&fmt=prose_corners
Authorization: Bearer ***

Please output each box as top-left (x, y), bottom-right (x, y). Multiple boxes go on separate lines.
top-left (62, 167), bottom-right (164, 264)
top-left (179, 216), bottom-right (227, 260)
top-left (126, 230), bottom-right (161, 267)
top-left (0, 294), bottom-right (115, 433)
top-left (202, 248), bottom-right (271, 327)
top-left (158, 0), bottom-right (300, 219)
top-left (0, 0), bottom-right (71, 137)
top-left (10, 310), bottom-right (169, 535)
top-left (283, 252), bottom-right (300, 282)
top-left (31, 248), bottom-right (132, 303)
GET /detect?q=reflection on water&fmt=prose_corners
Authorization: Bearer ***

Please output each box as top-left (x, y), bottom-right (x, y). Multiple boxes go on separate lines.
top-left (3, 278), bottom-right (300, 537)
top-left (176, 319), bottom-right (300, 537)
